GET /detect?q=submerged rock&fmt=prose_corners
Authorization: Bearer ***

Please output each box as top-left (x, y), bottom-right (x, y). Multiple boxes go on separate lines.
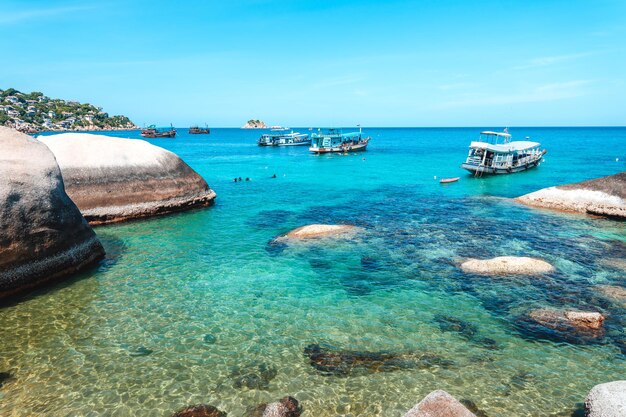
top-left (247, 396), bottom-right (302, 417)
top-left (170, 404), bottom-right (227, 417)
top-left (435, 314), bottom-right (477, 339)
top-left (283, 224), bottom-right (359, 239)
top-left (460, 256), bottom-right (554, 275)
top-left (459, 399), bottom-right (489, 417)
top-left (600, 258), bottom-right (626, 271)
top-left (230, 362), bottom-right (277, 390)
top-left (38, 133), bottom-right (216, 225)
top-left (516, 172), bottom-right (626, 219)
top-left (403, 390), bottom-right (477, 417)
top-left (434, 315), bottom-right (500, 350)
top-left (517, 308), bottom-right (605, 343)
top-left (303, 343), bottom-right (453, 377)
top-left (585, 381), bottom-right (626, 417)
top-left (203, 334), bottom-right (217, 344)
top-left (0, 371), bottom-right (13, 388)
top-left (594, 285), bottom-right (626, 305)
top-left (129, 346), bottom-right (154, 357)
top-left (0, 127), bottom-right (105, 301)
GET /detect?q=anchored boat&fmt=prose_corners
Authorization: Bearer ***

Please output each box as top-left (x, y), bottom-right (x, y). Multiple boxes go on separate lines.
top-left (141, 125), bottom-right (176, 138)
top-left (309, 128), bottom-right (370, 154)
top-left (460, 130), bottom-right (546, 175)
top-left (189, 125), bottom-right (210, 134)
top-left (257, 128), bottom-right (310, 147)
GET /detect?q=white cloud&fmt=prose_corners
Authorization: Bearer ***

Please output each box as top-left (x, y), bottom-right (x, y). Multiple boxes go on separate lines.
top-left (435, 80), bottom-right (593, 109)
top-left (512, 52), bottom-right (594, 70)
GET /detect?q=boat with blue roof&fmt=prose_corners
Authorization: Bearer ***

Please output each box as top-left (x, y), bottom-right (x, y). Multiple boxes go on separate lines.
top-left (309, 127), bottom-right (370, 154)
top-left (461, 129), bottom-right (546, 175)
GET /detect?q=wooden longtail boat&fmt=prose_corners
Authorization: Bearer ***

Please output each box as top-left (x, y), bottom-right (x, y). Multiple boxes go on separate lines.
top-left (189, 125), bottom-right (210, 134)
top-left (141, 125), bottom-right (176, 138)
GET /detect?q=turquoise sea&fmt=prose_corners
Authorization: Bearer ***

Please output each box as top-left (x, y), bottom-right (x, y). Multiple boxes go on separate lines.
top-left (2, 127), bottom-right (626, 417)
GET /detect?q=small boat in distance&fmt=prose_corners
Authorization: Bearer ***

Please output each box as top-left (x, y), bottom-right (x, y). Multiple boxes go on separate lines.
top-left (189, 125), bottom-right (210, 134)
top-left (460, 129), bottom-right (546, 175)
top-left (141, 125), bottom-right (176, 138)
top-left (258, 128), bottom-right (310, 147)
top-left (309, 127), bottom-right (370, 154)
top-left (440, 177), bottom-right (460, 184)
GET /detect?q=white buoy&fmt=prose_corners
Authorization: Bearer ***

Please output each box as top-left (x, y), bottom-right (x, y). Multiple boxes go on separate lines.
top-left (434, 176), bottom-right (437, 180)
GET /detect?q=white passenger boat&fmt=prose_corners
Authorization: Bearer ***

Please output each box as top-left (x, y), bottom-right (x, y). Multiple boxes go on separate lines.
top-left (460, 130), bottom-right (546, 175)
top-left (257, 128), bottom-right (310, 147)
top-left (309, 128), bottom-right (370, 154)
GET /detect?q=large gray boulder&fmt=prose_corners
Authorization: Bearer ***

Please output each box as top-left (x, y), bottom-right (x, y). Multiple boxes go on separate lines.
top-left (0, 127), bottom-right (104, 301)
top-left (38, 133), bottom-right (216, 225)
top-left (516, 172), bottom-right (626, 219)
top-left (585, 381), bottom-right (626, 416)
top-left (403, 390), bottom-right (477, 417)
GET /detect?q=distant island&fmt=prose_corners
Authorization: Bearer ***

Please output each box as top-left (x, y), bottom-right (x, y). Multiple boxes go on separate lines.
top-left (242, 119), bottom-right (267, 129)
top-left (0, 88), bottom-right (137, 133)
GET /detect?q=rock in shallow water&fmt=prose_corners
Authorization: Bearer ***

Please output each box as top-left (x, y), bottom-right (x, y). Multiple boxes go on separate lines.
top-left (283, 224), bottom-right (359, 239)
top-left (304, 343), bottom-right (453, 377)
top-left (516, 308), bottom-right (605, 344)
top-left (585, 380), bottom-right (626, 417)
top-left (230, 362), bottom-right (278, 390)
top-left (0, 371), bottom-right (13, 388)
top-left (170, 404), bottom-right (227, 417)
top-left (515, 172), bottom-right (626, 220)
top-left (403, 390), bottom-right (477, 417)
top-left (38, 133), bottom-right (216, 225)
top-left (129, 346), bottom-right (154, 357)
top-left (460, 256), bottom-right (554, 275)
top-left (594, 285), bottom-right (626, 305)
top-left (0, 127), bottom-right (105, 301)
top-left (247, 396), bottom-right (302, 417)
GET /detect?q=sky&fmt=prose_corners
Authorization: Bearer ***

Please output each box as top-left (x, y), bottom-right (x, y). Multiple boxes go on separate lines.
top-left (1, 0), bottom-right (625, 127)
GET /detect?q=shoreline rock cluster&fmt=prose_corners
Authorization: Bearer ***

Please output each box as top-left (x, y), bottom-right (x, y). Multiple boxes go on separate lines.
top-left (0, 127), bottom-right (105, 301)
top-left (168, 383), bottom-right (626, 417)
top-left (516, 171), bottom-right (626, 219)
top-left (0, 128), bottom-right (215, 301)
top-left (39, 133), bottom-right (216, 225)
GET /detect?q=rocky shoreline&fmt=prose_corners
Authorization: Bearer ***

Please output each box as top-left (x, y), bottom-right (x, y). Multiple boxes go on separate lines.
top-left (166, 383), bottom-right (626, 416)
top-left (0, 127), bottom-right (105, 301)
top-left (516, 171), bottom-right (626, 219)
top-left (0, 127), bottom-right (216, 300)
top-left (39, 133), bottom-right (216, 225)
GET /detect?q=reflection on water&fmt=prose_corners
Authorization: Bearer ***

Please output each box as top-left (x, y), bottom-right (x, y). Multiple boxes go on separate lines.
top-left (2, 128), bottom-right (625, 416)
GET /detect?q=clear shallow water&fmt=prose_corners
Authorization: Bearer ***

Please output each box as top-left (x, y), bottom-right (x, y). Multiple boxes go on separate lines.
top-left (1, 127), bottom-right (626, 417)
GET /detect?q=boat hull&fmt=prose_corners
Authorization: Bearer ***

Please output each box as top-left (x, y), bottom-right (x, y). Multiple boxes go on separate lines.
top-left (309, 142), bottom-right (368, 154)
top-left (276, 141), bottom-right (311, 147)
top-left (461, 159), bottom-right (542, 175)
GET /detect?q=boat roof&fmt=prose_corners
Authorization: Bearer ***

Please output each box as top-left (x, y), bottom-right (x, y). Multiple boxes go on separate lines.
top-left (480, 131), bottom-right (511, 138)
top-left (470, 140), bottom-right (540, 152)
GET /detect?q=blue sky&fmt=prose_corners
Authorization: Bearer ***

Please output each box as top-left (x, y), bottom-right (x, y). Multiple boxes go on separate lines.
top-left (1, 0), bottom-right (625, 126)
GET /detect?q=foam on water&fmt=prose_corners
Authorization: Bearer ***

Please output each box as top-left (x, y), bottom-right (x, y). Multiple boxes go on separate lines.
top-left (1, 127), bottom-right (625, 416)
